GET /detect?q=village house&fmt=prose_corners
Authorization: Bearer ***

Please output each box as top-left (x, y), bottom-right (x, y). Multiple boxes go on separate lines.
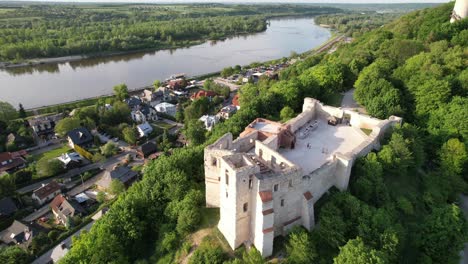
top-left (167, 78), bottom-right (186, 90)
top-left (67, 127), bottom-right (93, 149)
top-left (0, 151), bottom-right (26, 175)
top-left (124, 96), bottom-right (158, 123)
top-left (124, 96), bottom-right (143, 109)
top-left (0, 220), bottom-right (34, 248)
top-left (28, 113), bottom-right (63, 139)
top-left (217, 105), bottom-right (238, 120)
top-left (32, 181), bottom-right (62, 206)
top-left (204, 98), bottom-right (402, 257)
top-left (97, 166), bottom-right (138, 190)
top-left (0, 197), bottom-right (17, 220)
top-left (232, 94), bottom-right (240, 109)
top-left (50, 194), bottom-right (86, 226)
top-left (155, 102), bottom-right (177, 117)
top-left (131, 104), bottom-right (158, 123)
top-left (138, 142), bottom-right (158, 159)
top-left (142, 89), bottom-right (158, 103)
top-left (137, 122), bottom-right (153, 138)
top-left (199, 115), bottom-right (220, 131)
top-left (190, 90), bottom-right (217, 101)
top-left (57, 152), bottom-right (83, 169)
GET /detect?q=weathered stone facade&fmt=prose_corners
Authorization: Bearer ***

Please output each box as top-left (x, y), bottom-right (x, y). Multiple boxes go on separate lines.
top-left (204, 98), bottom-right (402, 257)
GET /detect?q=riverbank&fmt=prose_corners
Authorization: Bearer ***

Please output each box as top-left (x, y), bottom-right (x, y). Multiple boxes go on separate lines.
top-left (3, 18), bottom-right (331, 109)
top-left (1, 16), bottom-right (333, 70)
top-left (24, 31), bottom-right (339, 114)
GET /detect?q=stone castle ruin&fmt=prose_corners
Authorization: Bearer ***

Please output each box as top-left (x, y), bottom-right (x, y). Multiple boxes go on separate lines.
top-left (204, 98), bottom-right (402, 257)
top-left (451, 0), bottom-right (468, 23)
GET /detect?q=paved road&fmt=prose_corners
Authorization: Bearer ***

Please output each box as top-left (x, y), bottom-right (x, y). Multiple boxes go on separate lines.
top-left (66, 170), bottom-right (105, 197)
top-left (340, 89), bottom-right (366, 113)
top-left (28, 140), bottom-right (62, 155)
top-left (214, 77), bottom-right (240, 92)
top-left (17, 152), bottom-right (130, 194)
top-left (22, 205), bottom-right (51, 222)
top-left (32, 220), bottom-right (95, 264)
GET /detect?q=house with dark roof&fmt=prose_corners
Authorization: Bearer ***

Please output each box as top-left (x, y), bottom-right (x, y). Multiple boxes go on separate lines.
top-left (67, 127), bottom-right (93, 149)
top-left (57, 152), bottom-right (82, 169)
top-left (32, 181), bottom-right (62, 206)
top-left (0, 152), bottom-right (26, 175)
top-left (138, 142), bottom-right (158, 158)
top-left (0, 220), bottom-right (33, 247)
top-left (0, 197), bottom-right (17, 219)
top-left (50, 194), bottom-right (86, 226)
top-left (97, 166), bottom-right (138, 190)
top-left (217, 105), bottom-right (238, 120)
top-left (28, 113), bottom-right (63, 139)
top-left (124, 96), bottom-right (143, 109)
top-left (131, 104), bottom-right (158, 123)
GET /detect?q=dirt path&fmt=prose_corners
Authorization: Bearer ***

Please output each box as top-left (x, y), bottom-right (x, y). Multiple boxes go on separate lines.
top-left (180, 228), bottom-right (212, 264)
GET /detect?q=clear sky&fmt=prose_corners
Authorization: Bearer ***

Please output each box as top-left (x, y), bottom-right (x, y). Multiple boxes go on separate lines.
top-left (9, 0), bottom-right (451, 3)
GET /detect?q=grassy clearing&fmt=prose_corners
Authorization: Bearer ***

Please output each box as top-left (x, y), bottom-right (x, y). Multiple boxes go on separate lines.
top-left (32, 145), bottom-right (71, 161)
top-left (153, 121), bottom-right (175, 130)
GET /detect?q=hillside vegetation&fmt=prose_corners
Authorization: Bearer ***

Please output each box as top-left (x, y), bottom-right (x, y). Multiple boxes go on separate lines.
top-left (40, 3), bottom-right (468, 264)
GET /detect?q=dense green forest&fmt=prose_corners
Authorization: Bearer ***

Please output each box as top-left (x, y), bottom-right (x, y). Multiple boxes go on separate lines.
top-left (2, 2), bottom-right (458, 264)
top-left (0, 4), bottom-right (341, 62)
top-left (315, 13), bottom-right (403, 37)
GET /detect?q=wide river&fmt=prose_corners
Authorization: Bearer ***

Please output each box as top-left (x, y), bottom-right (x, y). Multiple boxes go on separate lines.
top-left (0, 18), bottom-right (330, 108)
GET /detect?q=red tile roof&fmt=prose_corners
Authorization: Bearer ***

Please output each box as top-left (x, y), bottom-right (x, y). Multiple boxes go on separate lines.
top-left (0, 152), bottom-right (25, 173)
top-left (232, 94), bottom-right (240, 107)
top-left (0, 152), bottom-right (13, 162)
top-left (303, 191), bottom-right (313, 201)
top-left (50, 194), bottom-right (66, 214)
top-left (262, 209), bottom-right (274, 215)
top-left (191, 90), bottom-right (217, 100)
top-left (259, 190), bottom-right (273, 203)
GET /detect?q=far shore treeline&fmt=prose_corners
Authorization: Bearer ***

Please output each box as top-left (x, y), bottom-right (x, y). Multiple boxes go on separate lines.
top-left (0, 4), bottom-right (341, 62)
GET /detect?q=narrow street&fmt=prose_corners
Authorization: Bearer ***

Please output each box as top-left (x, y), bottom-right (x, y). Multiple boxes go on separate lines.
top-left (32, 220), bottom-right (96, 264)
top-left (17, 152), bottom-right (130, 194)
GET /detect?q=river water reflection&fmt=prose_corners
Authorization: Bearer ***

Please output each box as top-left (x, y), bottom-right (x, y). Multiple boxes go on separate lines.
top-left (0, 18), bottom-right (330, 108)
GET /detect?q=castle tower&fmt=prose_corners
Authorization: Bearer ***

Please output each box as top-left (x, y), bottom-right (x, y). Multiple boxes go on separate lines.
top-left (451, 0), bottom-right (468, 23)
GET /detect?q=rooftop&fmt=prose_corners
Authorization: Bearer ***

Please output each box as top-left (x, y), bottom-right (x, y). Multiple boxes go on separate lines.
top-left (280, 118), bottom-right (368, 174)
top-left (33, 181), bottom-right (61, 200)
top-left (253, 122), bottom-right (281, 134)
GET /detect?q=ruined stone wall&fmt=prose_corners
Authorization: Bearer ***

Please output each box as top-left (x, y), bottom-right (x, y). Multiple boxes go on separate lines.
top-left (233, 130), bottom-right (258, 152)
top-left (287, 111), bottom-right (314, 133)
top-left (262, 134), bottom-right (279, 149)
top-left (254, 140), bottom-right (295, 168)
top-left (205, 133), bottom-right (235, 207)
